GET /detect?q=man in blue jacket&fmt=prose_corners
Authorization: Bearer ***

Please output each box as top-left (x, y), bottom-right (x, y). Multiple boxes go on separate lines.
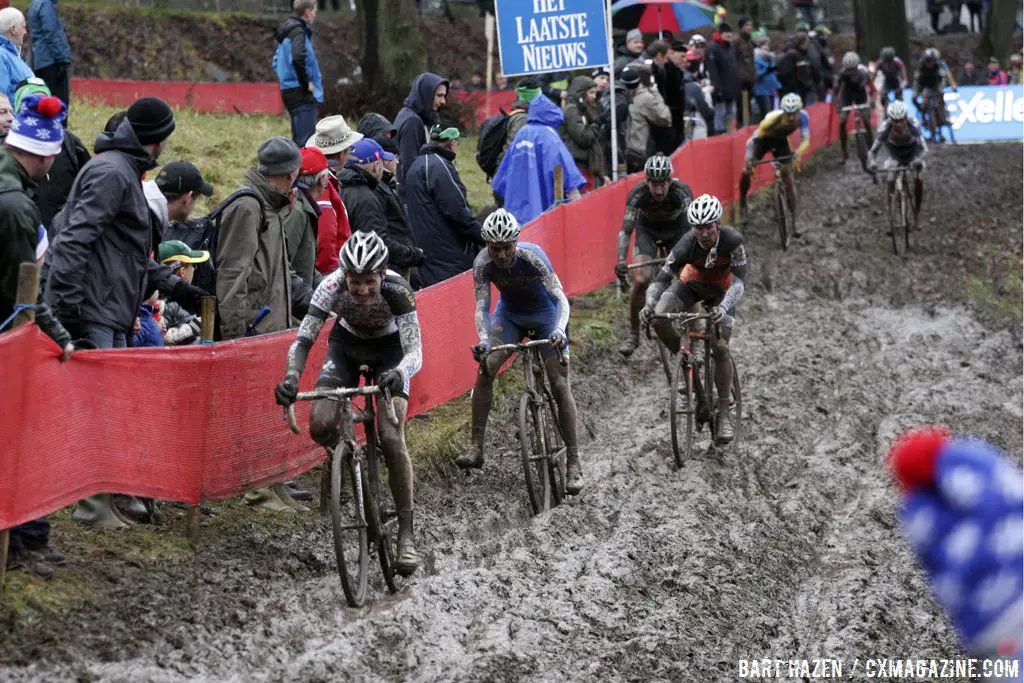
top-left (491, 93), bottom-right (586, 227)
top-left (393, 72), bottom-right (448, 201)
top-left (273, 0), bottom-right (323, 147)
top-left (405, 124), bottom-right (482, 288)
top-left (28, 0), bottom-right (71, 113)
top-left (0, 8), bottom-right (33, 104)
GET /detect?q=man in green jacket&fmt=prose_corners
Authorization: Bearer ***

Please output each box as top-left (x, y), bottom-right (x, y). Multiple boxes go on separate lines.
top-left (0, 93), bottom-right (72, 580)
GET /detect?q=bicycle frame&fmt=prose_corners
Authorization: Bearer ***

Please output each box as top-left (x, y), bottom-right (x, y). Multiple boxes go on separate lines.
top-left (751, 155), bottom-right (795, 250)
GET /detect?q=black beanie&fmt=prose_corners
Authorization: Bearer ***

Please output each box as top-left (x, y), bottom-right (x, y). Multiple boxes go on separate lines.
top-left (126, 97), bottom-right (176, 145)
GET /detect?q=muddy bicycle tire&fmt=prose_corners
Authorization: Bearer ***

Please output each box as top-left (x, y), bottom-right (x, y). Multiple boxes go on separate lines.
top-left (519, 393), bottom-right (552, 514)
top-left (542, 393), bottom-right (566, 505)
top-left (329, 442), bottom-right (369, 607)
top-left (669, 352), bottom-right (696, 469)
top-left (774, 182), bottom-right (790, 251)
top-left (854, 128), bottom-right (868, 170)
top-left (890, 177), bottom-right (908, 257)
top-left (729, 357), bottom-right (743, 450)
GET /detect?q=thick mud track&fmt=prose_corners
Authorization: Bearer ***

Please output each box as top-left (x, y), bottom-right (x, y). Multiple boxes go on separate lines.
top-left (3, 144), bottom-right (1022, 682)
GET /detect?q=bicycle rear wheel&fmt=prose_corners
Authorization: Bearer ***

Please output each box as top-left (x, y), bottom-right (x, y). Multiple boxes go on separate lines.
top-left (774, 182), bottom-right (790, 251)
top-left (669, 352), bottom-right (695, 469)
top-left (329, 442), bottom-right (369, 607)
top-left (519, 393), bottom-right (552, 515)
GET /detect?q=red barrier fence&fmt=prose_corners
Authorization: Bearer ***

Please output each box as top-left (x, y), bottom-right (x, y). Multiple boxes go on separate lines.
top-left (70, 79), bottom-right (519, 123)
top-left (0, 104), bottom-right (838, 528)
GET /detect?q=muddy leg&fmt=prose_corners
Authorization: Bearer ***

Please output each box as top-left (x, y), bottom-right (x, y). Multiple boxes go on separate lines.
top-left (739, 170), bottom-right (752, 217)
top-left (712, 326), bottom-right (735, 445)
top-left (459, 349), bottom-right (510, 469)
top-left (782, 167), bottom-right (800, 236)
top-left (377, 397), bottom-right (418, 576)
top-left (621, 256), bottom-right (653, 357)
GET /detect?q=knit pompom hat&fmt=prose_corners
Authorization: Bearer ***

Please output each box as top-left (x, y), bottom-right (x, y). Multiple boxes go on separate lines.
top-left (6, 94), bottom-right (65, 157)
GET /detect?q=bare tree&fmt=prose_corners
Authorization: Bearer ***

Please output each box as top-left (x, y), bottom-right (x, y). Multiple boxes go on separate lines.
top-left (980, 0), bottom-right (1017, 61)
top-left (853, 0), bottom-right (910, 65)
top-left (359, 0), bottom-right (428, 94)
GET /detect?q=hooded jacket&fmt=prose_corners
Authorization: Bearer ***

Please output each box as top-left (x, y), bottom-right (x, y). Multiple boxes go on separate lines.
top-left (754, 47), bottom-right (782, 97)
top-left (626, 83), bottom-right (672, 160)
top-left (0, 149), bottom-right (71, 348)
top-left (0, 34), bottom-right (33, 102)
top-left (598, 81), bottom-right (629, 171)
top-left (215, 168), bottom-right (305, 339)
top-left (734, 32), bottom-right (757, 89)
top-left (405, 142), bottom-right (482, 288)
top-left (357, 112), bottom-right (397, 141)
top-left (561, 76), bottom-right (601, 166)
top-left (778, 41), bottom-right (817, 99)
top-left (492, 95), bottom-right (586, 227)
top-left (394, 72), bottom-right (449, 198)
top-left (273, 17), bottom-right (323, 109)
top-left (45, 119), bottom-right (180, 332)
top-left (682, 69), bottom-right (716, 133)
top-left (28, 0), bottom-right (72, 70)
top-left (706, 36), bottom-right (741, 103)
top-left (374, 173), bottom-right (421, 270)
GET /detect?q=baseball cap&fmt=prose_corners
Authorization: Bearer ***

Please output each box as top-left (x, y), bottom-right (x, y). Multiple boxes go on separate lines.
top-left (429, 124), bottom-right (461, 141)
top-left (156, 161), bottom-right (214, 197)
top-left (376, 135), bottom-right (399, 161)
top-left (157, 240), bottom-right (210, 266)
top-left (349, 138), bottom-right (384, 164)
top-left (299, 147), bottom-right (329, 175)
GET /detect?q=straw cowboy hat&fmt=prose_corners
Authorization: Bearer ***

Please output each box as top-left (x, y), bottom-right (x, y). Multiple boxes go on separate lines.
top-left (305, 115), bottom-right (363, 155)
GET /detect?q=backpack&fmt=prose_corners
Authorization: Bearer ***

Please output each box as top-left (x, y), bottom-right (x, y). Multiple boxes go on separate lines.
top-left (163, 188), bottom-right (263, 296)
top-left (476, 108), bottom-right (524, 177)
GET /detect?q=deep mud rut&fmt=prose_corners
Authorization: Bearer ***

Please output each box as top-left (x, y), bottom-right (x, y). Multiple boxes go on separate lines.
top-left (3, 144), bottom-right (1022, 682)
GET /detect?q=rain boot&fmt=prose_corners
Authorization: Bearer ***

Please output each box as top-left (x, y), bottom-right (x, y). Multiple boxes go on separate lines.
top-left (394, 511), bottom-right (420, 577)
top-left (243, 487), bottom-right (295, 513)
top-left (455, 442), bottom-right (485, 469)
top-left (618, 330), bottom-right (640, 358)
top-left (72, 495), bottom-right (131, 530)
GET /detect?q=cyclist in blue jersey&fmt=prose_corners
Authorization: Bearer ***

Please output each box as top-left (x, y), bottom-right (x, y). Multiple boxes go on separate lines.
top-left (456, 209), bottom-right (583, 494)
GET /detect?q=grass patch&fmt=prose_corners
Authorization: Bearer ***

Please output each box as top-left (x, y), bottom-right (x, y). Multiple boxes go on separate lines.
top-left (69, 102), bottom-right (492, 215)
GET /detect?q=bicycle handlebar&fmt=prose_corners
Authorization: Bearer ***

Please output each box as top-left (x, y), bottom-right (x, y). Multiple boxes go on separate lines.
top-left (839, 104), bottom-right (872, 112)
top-left (750, 155), bottom-right (794, 167)
top-left (625, 257), bottom-right (667, 270)
top-left (483, 338), bottom-right (568, 367)
top-left (284, 384), bottom-right (398, 434)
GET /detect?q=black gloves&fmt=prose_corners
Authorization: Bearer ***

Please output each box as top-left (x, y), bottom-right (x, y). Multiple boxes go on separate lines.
top-left (413, 248), bottom-right (427, 267)
top-left (275, 375), bottom-right (299, 406)
top-left (377, 369), bottom-right (404, 396)
top-left (171, 280), bottom-right (209, 312)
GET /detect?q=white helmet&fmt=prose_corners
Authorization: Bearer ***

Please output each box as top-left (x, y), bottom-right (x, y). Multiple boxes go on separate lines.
top-left (481, 208), bottom-right (521, 243)
top-left (340, 231), bottom-right (388, 274)
top-left (924, 48), bottom-right (939, 61)
top-left (780, 92), bottom-right (803, 113)
top-left (644, 154), bottom-right (673, 181)
top-left (687, 194), bottom-right (723, 226)
top-left (842, 51), bottom-right (860, 69)
top-left (887, 100), bottom-right (909, 121)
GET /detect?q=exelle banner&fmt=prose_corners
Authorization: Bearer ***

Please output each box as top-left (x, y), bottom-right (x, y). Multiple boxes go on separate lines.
top-left (495, 0), bottom-right (610, 77)
top-left (906, 85), bottom-right (1024, 142)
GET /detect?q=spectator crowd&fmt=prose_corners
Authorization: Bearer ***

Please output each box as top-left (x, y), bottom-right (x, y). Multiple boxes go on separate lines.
top-left (1, 0), bottom-right (1022, 579)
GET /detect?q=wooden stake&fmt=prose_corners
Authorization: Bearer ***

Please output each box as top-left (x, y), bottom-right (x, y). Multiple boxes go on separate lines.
top-left (2, 263), bottom-right (41, 593)
top-left (187, 296), bottom-right (218, 548)
top-left (553, 165), bottom-right (565, 205)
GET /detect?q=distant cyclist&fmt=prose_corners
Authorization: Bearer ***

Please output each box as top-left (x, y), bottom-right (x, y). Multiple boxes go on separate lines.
top-left (457, 209), bottom-right (583, 495)
top-left (275, 231), bottom-right (423, 576)
top-left (834, 51), bottom-right (875, 170)
top-left (872, 46), bottom-right (907, 105)
top-left (614, 154), bottom-right (693, 358)
top-left (739, 92), bottom-right (809, 233)
top-left (867, 100), bottom-right (927, 219)
top-left (913, 48), bottom-right (957, 143)
top-left (640, 194), bottom-right (747, 445)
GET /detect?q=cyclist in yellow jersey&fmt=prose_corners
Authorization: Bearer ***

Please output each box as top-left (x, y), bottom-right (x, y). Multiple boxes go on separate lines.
top-left (739, 92), bottom-right (810, 232)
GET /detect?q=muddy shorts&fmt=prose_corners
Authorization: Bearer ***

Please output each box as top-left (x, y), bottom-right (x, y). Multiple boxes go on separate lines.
top-left (658, 279), bottom-right (735, 330)
top-left (491, 301), bottom-right (569, 359)
top-left (318, 325), bottom-right (410, 398)
top-left (749, 136), bottom-right (792, 164)
top-left (634, 224), bottom-right (685, 259)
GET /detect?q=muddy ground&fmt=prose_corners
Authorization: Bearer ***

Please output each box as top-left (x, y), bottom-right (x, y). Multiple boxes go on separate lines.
top-left (2, 143), bottom-right (1021, 682)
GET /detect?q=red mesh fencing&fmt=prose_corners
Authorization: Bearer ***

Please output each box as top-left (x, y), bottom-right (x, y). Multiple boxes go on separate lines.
top-left (0, 103), bottom-right (838, 528)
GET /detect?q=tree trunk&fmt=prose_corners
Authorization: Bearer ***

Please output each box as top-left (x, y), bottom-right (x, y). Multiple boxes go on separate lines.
top-left (853, 0), bottom-right (910, 66)
top-left (360, 0), bottom-right (428, 95)
top-left (979, 0), bottom-right (1017, 61)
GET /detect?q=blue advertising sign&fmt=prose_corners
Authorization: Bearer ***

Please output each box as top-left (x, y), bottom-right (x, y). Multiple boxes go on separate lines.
top-left (495, 0), bottom-right (611, 77)
top-left (902, 85), bottom-right (1024, 142)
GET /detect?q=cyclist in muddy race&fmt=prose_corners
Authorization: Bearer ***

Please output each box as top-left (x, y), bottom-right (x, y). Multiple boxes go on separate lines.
top-left (641, 194), bottom-right (747, 445)
top-left (913, 48), bottom-right (957, 143)
top-left (871, 46), bottom-right (907, 105)
top-left (614, 154), bottom-right (693, 358)
top-left (275, 231), bottom-right (424, 576)
top-left (457, 209), bottom-right (584, 495)
top-left (739, 92), bottom-right (809, 232)
top-left (834, 51), bottom-right (876, 169)
top-left (867, 101), bottom-right (927, 218)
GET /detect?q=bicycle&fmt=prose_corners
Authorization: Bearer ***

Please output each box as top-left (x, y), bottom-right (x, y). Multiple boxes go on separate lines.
top-left (750, 155), bottom-right (796, 251)
top-left (884, 165), bottom-right (917, 257)
top-left (620, 249), bottom-right (673, 384)
top-left (839, 104), bottom-right (872, 170)
top-left (480, 339), bottom-right (567, 515)
top-left (916, 90), bottom-right (956, 145)
top-left (285, 369), bottom-right (404, 608)
top-left (647, 309), bottom-right (742, 468)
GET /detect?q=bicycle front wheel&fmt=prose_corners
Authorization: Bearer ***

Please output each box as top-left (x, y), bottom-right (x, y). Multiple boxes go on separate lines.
top-left (519, 393), bottom-right (551, 515)
top-left (891, 179), bottom-right (908, 257)
top-left (330, 443), bottom-right (369, 607)
top-left (669, 352), bottom-right (695, 469)
top-left (775, 182), bottom-right (790, 251)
